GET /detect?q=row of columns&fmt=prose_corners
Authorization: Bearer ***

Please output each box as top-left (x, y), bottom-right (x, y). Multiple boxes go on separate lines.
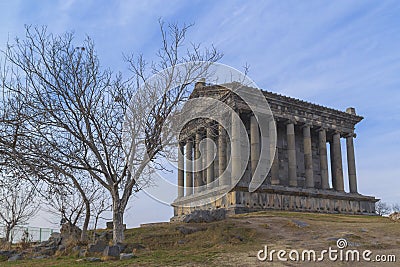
top-left (178, 113), bottom-right (359, 198)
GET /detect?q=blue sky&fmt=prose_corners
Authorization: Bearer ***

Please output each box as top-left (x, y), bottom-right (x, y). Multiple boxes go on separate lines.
top-left (1, 0), bottom-right (399, 228)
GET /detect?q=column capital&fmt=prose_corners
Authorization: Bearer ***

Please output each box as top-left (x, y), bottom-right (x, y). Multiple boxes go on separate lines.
top-left (284, 118), bottom-right (297, 125)
top-left (316, 126), bottom-right (328, 132)
top-left (343, 132), bottom-right (357, 138)
top-left (300, 122), bottom-right (312, 129)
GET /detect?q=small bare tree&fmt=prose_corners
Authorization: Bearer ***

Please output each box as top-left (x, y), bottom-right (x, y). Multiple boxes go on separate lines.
top-left (90, 188), bottom-right (111, 242)
top-left (391, 203), bottom-right (400, 213)
top-left (0, 22), bottom-right (221, 243)
top-left (0, 175), bottom-right (39, 243)
top-left (375, 200), bottom-right (391, 216)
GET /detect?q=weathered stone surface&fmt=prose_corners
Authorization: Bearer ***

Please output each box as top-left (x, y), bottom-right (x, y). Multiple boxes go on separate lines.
top-left (79, 249), bottom-right (87, 258)
top-left (88, 240), bottom-right (108, 253)
top-left (0, 250), bottom-right (14, 258)
top-left (85, 257), bottom-right (102, 262)
top-left (115, 242), bottom-right (127, 253)
top-left (60, 223), bottom-right (82, 245)
top-left (181, 209), bottom-right (226, 223)
top-left (32, 255), bottom-right (48, 259)
top-left (120, 253), bottom-right (134, 260)
top-left (8, 254), bottom-right (23, 261)
top-left (103, 245), bottom-right (120, 258)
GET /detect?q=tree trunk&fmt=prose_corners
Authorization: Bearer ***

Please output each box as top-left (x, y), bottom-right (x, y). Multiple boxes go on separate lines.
top-left (112, 198), bottom-right (125, 244)
top-left (5, 226), bottom-right (11, 243)
top-left (81, 197), bottom-right (91, 242)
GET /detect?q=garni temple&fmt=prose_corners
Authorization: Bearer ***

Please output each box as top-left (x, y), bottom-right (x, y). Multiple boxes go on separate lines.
top-left (172, 81), bottom-right (377, 217)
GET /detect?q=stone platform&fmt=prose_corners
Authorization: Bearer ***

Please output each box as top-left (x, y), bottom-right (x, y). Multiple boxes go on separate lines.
top-left (172, 185), bottom-right (378, 218)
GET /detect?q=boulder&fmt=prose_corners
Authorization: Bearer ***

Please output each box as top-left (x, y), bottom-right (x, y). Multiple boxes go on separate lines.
top-left (8, 254), bottom-right (23, 261)
top-left (60, 223), bottom-right (82, 245)
top-left (116, 242), bottom-right (127, 253)
top-left (0, 250), bottom-right (14, 258)
top-left (88, 240), bottom-right (108, 253)
top-left (120, 253), bottom-right (134, 260)
top-left (182, 209), bottom-right (226, 223)
top-left (103, 245), bottom-right (120, 259)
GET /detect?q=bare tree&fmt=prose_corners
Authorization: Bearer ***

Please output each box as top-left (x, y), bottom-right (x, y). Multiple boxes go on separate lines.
top-left (0, 175), bottom-right (39, 243)
top-left (0, 22), bottom-right (222, 243)
top-left (391, 203), bottom-right (400, 213)
top-left (375, 200), bottom-right (391, 216)
top-left (90, 187), bottom-right (111, 242)
top-left (44, 175), bottom-right (110, 243)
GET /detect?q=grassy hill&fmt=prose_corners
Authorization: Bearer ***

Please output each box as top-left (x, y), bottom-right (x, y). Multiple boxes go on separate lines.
top-left (3, 211), bottom-right (399, 266)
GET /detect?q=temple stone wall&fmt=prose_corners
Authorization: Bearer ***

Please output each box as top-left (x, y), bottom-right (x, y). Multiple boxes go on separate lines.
top-left (173, 187), bottom-right (376, 217)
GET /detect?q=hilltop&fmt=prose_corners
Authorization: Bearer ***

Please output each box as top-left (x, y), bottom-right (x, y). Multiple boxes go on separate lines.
top-left (3, 211), bottom-right (399, 266)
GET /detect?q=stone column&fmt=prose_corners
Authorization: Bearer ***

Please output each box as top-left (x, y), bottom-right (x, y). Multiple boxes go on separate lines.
top-left (318, 129), bottom-right (329, 190)
top-left (331, 132), bottom-right (344, 192)
top-left (218, 124), bottom-right (228, 185)
top-left (195, 131), bottom-right (204, 193)
top-left (185, 139), bottom-right (193, 196)
top-left (250, 115), bottom-right (260, 181)
top-left (202, 130), bottom-right (207, 187)
top-left (346, 134), bottom-right (358, 193)
top-left (206, 126), bottom-right (215, 188)
top-left (231, 111), bottom-right (241, 185)
top-left (303, 125), bottom-right (314, 188)
top-left (270, 119), bottom-right (280, 185)
top-left (287, 122), bottom-right (297, 187)
top-left (178, 141), bottom-right (184, 198)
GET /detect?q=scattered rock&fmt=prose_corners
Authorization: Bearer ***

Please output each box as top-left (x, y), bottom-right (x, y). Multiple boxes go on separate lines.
top-left (85, 257), bottom-right (102, 262)
top-left (291, 220), bottom-right (309, 228)
top-left (60, 223), bottom-right (82, 245)
top-left (0, 250), bottom-right (14, 258)
top-left (116, 242), bottom-right (127, 253)
top-left (389, 212), bottom-right (400, 221)
top-left (177, 240), bottom-right (185, 244)
top-left (8, 254), bottom-right (23, 261)
top-left (120, 253), bottom-right (134, 260)
top-left (181, 209), bottom-right (226, 223)
top-left (40, 246), bottom-right (57, 256)
top-left (88, 240), bottom-right (108, 253)
top-left (32, 255), bottom-right (48, 259)
top-left (79, 249), bottom-right (87, 258)
top-left (49, 232), bottom-right (61, 244)
top-left (76, 257), bottom-right (102, 262)
top-left (98, 231), bottom-right (113, 242)
top-left (360, 228), bottom-right (368, 233)
top-left (103, 245), bottom-right (120, 259)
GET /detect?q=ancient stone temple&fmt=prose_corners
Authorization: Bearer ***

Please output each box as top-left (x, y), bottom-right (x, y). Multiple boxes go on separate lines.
top-left (172, 81), bottom-right (377, 217)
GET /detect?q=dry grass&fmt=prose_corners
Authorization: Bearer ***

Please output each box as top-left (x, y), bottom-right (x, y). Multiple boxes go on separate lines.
top-left (2, 211), bottom-right (399, 266)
